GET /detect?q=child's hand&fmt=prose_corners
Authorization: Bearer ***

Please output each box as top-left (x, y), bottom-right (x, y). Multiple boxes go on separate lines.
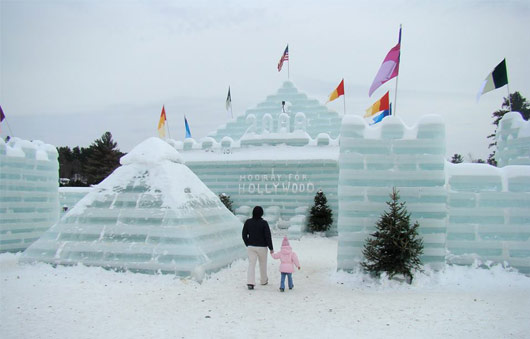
top-left (298, 267), bottom-right (301, 270)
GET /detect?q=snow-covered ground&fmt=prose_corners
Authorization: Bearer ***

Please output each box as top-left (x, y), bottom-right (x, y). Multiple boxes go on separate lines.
top-left (1, 236), bottom-right (530, 339)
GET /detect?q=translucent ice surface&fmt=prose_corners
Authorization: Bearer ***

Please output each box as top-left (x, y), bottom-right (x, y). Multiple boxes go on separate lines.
top-left (337, 115), bottom-right (447, 271)
top-left (0, 138), bottom-right (59, 252)
top-left (59, 187), bottom-right (92, 217)
top-left (208, 81), bottom-right (343, 142)
top-left (337, 115), bottom-right (530, 275)
top-left (495, 111), bottom-right (530, 167)
top-left (21, 138), bottom-right (245, 281)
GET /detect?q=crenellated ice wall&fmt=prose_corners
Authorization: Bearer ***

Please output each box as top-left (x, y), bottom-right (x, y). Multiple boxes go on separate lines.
top-left (176, 136), bottom-right (340, 235)
top-left (337, 115), bottom-right (448, 271)
top-left (337, 113), bottom-right (530, 274)
top-left (0, 138), bottom-right (59, 252)
top-left (446, 164), bottom-right (530, 274)
top-left (495, 111), bottom-right (530, 167)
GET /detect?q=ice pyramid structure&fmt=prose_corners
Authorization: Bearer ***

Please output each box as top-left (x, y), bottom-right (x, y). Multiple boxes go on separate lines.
top-left (208, 81), bottom-right (343, 141)
top-left (21, 137), bottom-right (246, 281)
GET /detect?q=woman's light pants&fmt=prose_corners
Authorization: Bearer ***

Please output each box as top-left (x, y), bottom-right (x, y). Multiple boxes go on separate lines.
top-left (247, 246), bottom-right (268, 285)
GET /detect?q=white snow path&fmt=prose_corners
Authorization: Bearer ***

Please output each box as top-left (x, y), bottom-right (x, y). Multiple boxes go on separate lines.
top-left (1, 236), bottom-right (530, 339)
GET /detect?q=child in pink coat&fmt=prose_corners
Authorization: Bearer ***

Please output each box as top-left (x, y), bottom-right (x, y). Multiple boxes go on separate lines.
top-left (271, 236), bottom-right (300, 292)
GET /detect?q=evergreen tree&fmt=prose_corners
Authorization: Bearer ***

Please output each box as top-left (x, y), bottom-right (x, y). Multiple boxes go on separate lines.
top-left (57, 146), bottom-right (74, 182)
top-left (487, 92), bottom-right (530, 165)
top-left (219, 193), bottom-right (234, 213)
top-left (361, 188), bottom-right (423, 283)
top-left (83, 132), bottom-right (124, 185)
top-left (308, 190), bottom-right (333, 233)
top-left (450, 153), bottom-right (464, 164)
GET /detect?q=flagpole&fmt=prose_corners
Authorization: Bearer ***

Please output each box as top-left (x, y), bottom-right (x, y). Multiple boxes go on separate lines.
top-left (2, 118), bottom-right (15, 137)
top-left (230, 88), bottom-right (233, 118)
top-left (287, 50), bottom-right (290, 81)
top-left (165, 118), bottom-right (172, 140)
top-left (394, 76), bottom-right (399, 117)
top-left (393, 24), bottom-right (402, 117)
top-left (505, 59), bottom-right (513, 111)
top-left (343, 91), bottom-right (346, 115)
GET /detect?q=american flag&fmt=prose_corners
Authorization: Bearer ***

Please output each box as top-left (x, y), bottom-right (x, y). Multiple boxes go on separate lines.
top-left (277, 45), bottom-right (289, 72)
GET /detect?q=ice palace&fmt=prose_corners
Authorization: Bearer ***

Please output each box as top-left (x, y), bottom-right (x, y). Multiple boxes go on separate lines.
top-left (1, 81), bottom-right (530, 276)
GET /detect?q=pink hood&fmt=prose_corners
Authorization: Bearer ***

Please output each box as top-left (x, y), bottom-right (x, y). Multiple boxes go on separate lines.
top-left (271, 237), bottom-right (300, 273)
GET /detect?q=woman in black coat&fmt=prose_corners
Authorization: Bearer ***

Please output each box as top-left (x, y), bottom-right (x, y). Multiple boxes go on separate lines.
top-left (242, 206), bottom-right (274, 290)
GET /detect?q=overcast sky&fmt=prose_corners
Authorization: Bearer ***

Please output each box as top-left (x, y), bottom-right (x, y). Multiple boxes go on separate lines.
top-left (1, 0), bottom-right (529, 161)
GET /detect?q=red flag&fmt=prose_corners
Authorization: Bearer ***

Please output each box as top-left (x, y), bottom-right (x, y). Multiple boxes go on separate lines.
top-left (158, 106), bottom-right (167, 138)
top-left (327, 79), bottom-right (345, 103)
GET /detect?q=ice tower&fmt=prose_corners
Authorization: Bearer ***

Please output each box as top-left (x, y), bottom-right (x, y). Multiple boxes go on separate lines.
top-left (21, 138), bottom-right (246, 281)
top-left (495, 111), bottom-right (530, 167)
top-left (0, 138), bottom-right (59, 252)
top-left (337, 115), bottom-right (448, 271)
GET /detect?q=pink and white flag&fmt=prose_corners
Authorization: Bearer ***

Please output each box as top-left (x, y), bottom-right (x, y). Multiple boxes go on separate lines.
top-left (369, 28), bottom-right (401, 97)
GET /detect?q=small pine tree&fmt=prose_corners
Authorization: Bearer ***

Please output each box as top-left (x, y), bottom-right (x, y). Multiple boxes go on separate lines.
top-left (219, 193), bottom-right (234, 213)
top-left (308, 190), bottom-right (333, 233)
top-left (361, 188), bottom-right (423, 283)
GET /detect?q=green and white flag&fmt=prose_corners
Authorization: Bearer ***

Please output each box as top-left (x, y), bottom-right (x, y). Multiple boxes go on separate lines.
top-left (477, 59), bottom-right (508, 101)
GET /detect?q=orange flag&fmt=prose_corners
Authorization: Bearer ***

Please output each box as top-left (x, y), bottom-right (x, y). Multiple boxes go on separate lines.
top-left (158, 106), bottom-right (167, 138)
top-left (327, 79), bottom-right (345, 103)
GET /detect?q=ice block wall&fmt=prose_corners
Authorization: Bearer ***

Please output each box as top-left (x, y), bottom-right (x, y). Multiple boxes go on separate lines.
top-left (186, 156), bottom-right (339, 235)
top-left (337, 115), bottom-right (447, 271)
top-left (495, 112), bottom-right (530, 167)
top-left (58, 187), bottom-right (92, 216)
top-left (0, 138), bottom-right (59, 252)
top-left (446, 164), bottom-right (530, 274)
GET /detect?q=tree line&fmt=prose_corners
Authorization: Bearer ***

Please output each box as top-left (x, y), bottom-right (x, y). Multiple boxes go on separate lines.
top-left (57, 131), bottom-right (124, 186)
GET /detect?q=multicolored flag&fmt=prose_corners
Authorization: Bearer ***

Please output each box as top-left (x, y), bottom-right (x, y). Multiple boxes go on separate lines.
top-left (364, 91), bottom-right (390, 118)
top-left (477, 59), bottom-right (508, 101)
top-left (327, 79), bottom-right (345, 103)
top-left (158, 106), bottom-right (167, 138)
top-left (226, 87), bottom-right (232, 111)
top-left (370, 103), bottom-right (392, 125)
top-left (184, 116), bottom-right (192, 138)
top-left (278, 45), bottom-right (289, 72)
top-left (369, 27), bottom-right (401, 97)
